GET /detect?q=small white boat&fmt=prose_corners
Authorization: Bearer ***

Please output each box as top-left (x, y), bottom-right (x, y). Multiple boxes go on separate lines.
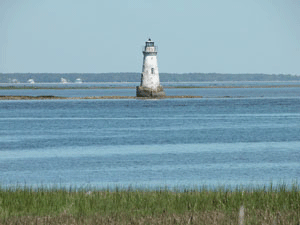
top-left (10, 78), bottom-right (20, 83)
top-left (61, 78), bottom-right (68, 84)
top-left (75, 78), bottom-right (83, 83)
top-left (27, 79), bottom-right (35, 84)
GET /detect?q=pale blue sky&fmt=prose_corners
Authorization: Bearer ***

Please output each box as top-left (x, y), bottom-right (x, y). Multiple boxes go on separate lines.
top-left (0, 0), bottom-right (299, 74)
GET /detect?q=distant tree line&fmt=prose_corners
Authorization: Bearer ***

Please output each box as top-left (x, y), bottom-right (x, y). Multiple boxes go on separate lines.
top-left (0, 73), bottom-right (299, 83)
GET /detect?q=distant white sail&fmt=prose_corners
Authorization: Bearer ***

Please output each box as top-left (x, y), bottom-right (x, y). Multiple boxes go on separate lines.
top-left (75, 78), bottom-right (83, 83)
top-left (10, 78), bottom-right (20, 83)
top-left (61, 78), bottom-right (68, 83)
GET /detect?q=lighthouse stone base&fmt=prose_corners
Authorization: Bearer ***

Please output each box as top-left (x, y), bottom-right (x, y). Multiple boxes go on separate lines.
top-left (136, 85), bottom-right (166, 98)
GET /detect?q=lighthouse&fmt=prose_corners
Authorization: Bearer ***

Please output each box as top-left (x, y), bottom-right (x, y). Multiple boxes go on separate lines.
top-left (136, 38), bottom-right (166, 97)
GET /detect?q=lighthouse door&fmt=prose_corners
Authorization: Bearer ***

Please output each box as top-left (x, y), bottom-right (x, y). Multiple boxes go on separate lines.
top-left (151, 68), bottom-right (154, 74)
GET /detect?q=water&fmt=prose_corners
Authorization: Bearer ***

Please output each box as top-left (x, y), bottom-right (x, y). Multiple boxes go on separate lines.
top-left (1, 80), bottom-right (300, 88)
top-left (1, 87), bottom-right (299, 98)
top-left (0, 89), bottom-right (300, 189)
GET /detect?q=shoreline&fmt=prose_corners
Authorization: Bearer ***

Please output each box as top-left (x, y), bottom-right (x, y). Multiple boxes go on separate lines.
top-left (0, 84), bottom-right (300, 90)
top-left (0, 95), bottom-right (204, 100)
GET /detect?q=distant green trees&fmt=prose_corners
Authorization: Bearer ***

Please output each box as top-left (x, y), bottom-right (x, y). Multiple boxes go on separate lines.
top-left (0, 72), bottom-right (299, 83)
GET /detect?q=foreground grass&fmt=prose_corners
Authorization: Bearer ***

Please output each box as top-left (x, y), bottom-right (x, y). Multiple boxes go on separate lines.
top-left (0, 185), bottom-right (299, 224)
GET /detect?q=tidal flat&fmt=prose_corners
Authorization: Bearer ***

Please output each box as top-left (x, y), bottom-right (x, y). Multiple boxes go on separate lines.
top-left (0, 95), bottom-right (204, 100)
top-left (0, 185), bottom-right (299, 225)
top-left (1, 84), bottom-right (299, 99)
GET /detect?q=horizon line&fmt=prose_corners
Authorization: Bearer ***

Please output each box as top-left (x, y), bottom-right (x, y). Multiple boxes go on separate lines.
top-left (0, 72), bottom-right (299, 76)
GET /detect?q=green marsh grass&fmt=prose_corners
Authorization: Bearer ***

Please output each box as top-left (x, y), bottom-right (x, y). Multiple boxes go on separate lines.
top-left (0, 184), bottom-right (299, 224)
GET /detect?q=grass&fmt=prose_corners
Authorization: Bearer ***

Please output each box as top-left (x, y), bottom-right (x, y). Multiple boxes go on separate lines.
top-left (0, 184), bottom-right (299, 224)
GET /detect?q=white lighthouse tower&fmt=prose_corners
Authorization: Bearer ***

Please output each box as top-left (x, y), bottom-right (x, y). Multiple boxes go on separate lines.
top-left (136, 38), bottom-right (165, 97)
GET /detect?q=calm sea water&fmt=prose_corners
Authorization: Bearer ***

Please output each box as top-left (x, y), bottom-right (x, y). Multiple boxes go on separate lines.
top-left (0, 87), bottom-right (300, 189)
top-left (1, 87), bottom-right (300, 98)
top-left (1, 80), bottom-right (300, 88)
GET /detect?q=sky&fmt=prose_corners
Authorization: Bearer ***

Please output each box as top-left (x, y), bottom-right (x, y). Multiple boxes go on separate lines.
top-left (0, 0), bottom-right (299, 74)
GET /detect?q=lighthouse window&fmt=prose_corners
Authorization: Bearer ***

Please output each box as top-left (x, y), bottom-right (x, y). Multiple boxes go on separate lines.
top-left (146, 42), bottom-right (154, 47)
top-left (151, 68), bottom-right (154, 74)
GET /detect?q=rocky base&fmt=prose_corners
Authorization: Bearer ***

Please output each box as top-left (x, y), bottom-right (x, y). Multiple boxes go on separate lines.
top-left (136, 86), bottom-right (166, 98)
